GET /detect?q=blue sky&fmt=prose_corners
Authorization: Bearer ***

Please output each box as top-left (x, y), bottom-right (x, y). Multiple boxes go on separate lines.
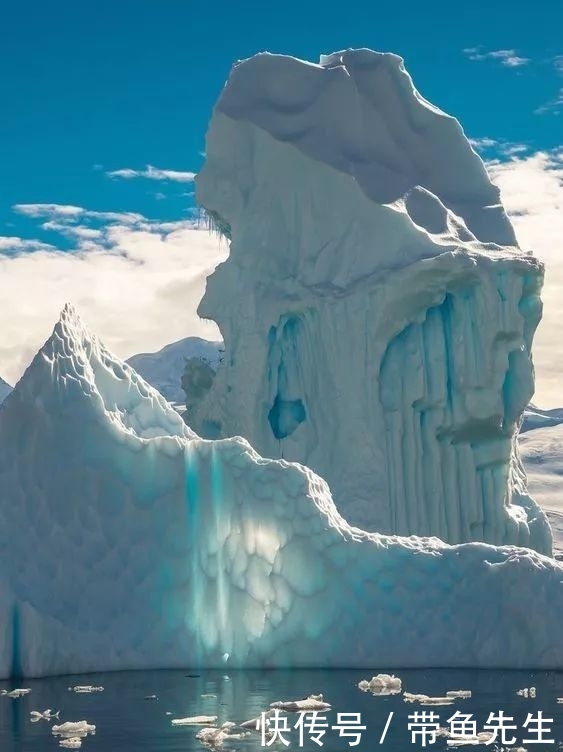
top-left (1, 0), bottom-right (563, 403)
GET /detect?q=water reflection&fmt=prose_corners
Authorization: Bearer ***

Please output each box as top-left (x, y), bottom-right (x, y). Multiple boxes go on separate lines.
top-left (1, 668), bottom-right (563, 751)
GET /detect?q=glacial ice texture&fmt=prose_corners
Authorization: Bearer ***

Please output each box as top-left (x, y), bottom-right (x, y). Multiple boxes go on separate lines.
top-left (193, 49), bottom-right (550, 554)
top-left (0, 306), bottom-right (563, 676)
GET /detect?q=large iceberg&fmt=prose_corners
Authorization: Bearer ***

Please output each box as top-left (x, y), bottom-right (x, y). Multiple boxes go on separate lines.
top-left (192, 49), bottom-right (550, 553)
top-left (1, 305), bottom-right (563, 677)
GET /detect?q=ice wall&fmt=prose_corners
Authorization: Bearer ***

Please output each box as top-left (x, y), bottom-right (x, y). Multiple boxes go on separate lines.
top-left (0, 305), bottom-right (563, 677)
top-left (193, 49), bottom-right (550, 553)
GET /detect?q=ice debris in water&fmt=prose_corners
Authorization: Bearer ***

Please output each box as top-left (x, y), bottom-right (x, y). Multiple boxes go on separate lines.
top-left (437, 727), bottom-right (494, 746)
top-left (270, 694), bottom-right (331, 712)
top-left (1, 688), bottom-right (31, 698)
top-left (195, 724), bottom-right (249, 748)
top-left (446, 690), bottom-right (472, 699)
top-left (517, 687), bottom-right (537, 698)
top-left (30, 709), bottom-right (60, 722)
top-left (52, 721), bottom-right (96, 739)
top-left (59, 739), bottom-right (83, 750)
top-left (171, 715), bottom-right (218, 726)
top-left (144, 694), bottom-right (158, 700)
top-left (358, 674), bottom-right (402, 695)
top-left (69, 686), bottom-right (104, 693)
top-left (241, 708), bottom-right (283, 740)
top-left (404, 692), bottom-right (455, 706)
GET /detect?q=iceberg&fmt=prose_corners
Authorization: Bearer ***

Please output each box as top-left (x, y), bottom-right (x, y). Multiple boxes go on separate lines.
top-left (1, 305), bottom-right (563, 676)
top-left (191, 49), bottom-right (550, 553)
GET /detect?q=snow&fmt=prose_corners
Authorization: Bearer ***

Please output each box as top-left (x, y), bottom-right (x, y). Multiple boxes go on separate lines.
top-left (126, 337), bottom-right (222, 404)
top-left (2, 305), bottom-right (563, 676)
top-left (192, 49), bottom-right (549, 554)
top-left (519, 421), bottom-right (563, 555)
top-left (0, 377), bottom-right (12, 405)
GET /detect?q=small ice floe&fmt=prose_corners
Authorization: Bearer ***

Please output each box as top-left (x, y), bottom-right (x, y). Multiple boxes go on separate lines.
top-left (270, 694), bottom-right (331, 712)
top-left (358, 674), bottom-right (402, 696)
top-left (446, 690), bottom-right (471, 699)
top-left (69, 686), bottom-right (104, 694)
top-left (437, 727), bottom-right (494, 746)
top-left (240, 708), bottom-right (280, 740)
top-left (52, 721), bottom-right (96, 739)
top-left (171, 715), bottom-right (218, 726)
top-left (144, 695), bottom-right (158, 700)
top-left (403, 692), bottom-right (454, 706)
top-left (30, 709), bottom-right (60, 722)
top-left (195, 723), bottom-right (249, 748)
top-left (557, 698), bottom-right (563, 704)
top-left (201, 693), bottom-right (218, 699)
top-left (58, 738), bottom-right (83, 749)
top-left (1, 688), bottom-right (31, 698)
top-left (165, 711), bottom-right (172, 716)
top-left (517, 687), bottom-right (536, 698)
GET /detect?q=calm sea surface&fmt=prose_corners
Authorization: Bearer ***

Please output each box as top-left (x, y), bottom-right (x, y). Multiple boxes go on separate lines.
top-left (2, 668), bottom-right (563, 751)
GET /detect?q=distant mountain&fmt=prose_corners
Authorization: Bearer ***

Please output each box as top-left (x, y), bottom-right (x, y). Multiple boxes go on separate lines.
top-left (0, 377), bottom-right (12, 405)
top-left (126, 337), bottom-right (222, 405)
top-left (521, 404), bottom-right (563, 433)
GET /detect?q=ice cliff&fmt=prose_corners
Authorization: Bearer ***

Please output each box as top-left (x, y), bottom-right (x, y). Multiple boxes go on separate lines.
top-left (192, 49), bottom-right (550, 553)
top-left (1, 305), bottom-right (563, 677)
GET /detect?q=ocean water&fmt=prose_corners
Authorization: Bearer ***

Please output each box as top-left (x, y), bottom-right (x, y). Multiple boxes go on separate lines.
top-left (2, 668), bottom-right (563, 751)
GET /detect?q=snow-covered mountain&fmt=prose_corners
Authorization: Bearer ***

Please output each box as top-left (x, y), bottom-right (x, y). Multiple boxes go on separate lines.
top-left (2, 304), bottom-right (563, 677)
top-left (521, 403), bottom-right (563, 433)
top-left (0, 377), bottom-right (12, 405)
top-left (126, 337), bottom-right (222, 404)
top-left (192, 49), bottom-right (548, 552)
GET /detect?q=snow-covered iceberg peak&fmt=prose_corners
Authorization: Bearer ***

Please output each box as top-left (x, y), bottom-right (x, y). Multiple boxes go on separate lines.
top-left (17, 303), bottom-right (193, 441)
top-left (193, 49), bottom-right (550, 553)
top-left (2, 308), bottom-right (563, 676)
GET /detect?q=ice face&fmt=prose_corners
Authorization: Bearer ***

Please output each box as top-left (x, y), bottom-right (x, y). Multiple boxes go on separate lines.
top-left (1, 305), bottom-right (563, 677)
top-left (193, 49), bottom-right (550, 553)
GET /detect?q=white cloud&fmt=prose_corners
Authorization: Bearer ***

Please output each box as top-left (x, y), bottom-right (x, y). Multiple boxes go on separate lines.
top-left (0, 236), bottom-right (55, 252)
top-left (535, 88), bottom-right (563, 115)
top-left (486, 150), bottom-right (563, 407)
top-left (13, 203), bottom-right (146, 225)
top-left (106, 165), bottom-right (196, 182)
top-left (0, 212), bottom-right (227, 386)
top-left (463, 47), bottom-right (530, 67)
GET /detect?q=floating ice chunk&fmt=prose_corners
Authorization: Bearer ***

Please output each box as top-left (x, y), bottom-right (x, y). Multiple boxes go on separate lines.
top-left (59, 738), bottom-right (82, 749)
top-left (517, 687), bottom-right (536, 698)
top-left (69, 685), bottom-right (104, 693)
top-left (195, 725), bottom-right (249, 748)
top-left (437, 727), bottom-right (494, 745)
top-left (446, 690), bottom-right (472, 699)
top-left (144, 695), bottom-right (158, 700)
top-left (270, 694), bottom-right (331, 711)
top-left (30, 709), bottom-right (60, 722)
top-left (358, 674), bottom-right (402, 695)
top-left (52, 721), bottom-right (96, 738)
top-left (240, 707), bottom-right (281, 734)
top-left (2, 688), bottom-right (31, 698)
top-left (403, 692), bottom-right (454, 705)
top-left (171, 715), bottom-right (218, 726)
top-left (557, 698), bottom-right (563, 704)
